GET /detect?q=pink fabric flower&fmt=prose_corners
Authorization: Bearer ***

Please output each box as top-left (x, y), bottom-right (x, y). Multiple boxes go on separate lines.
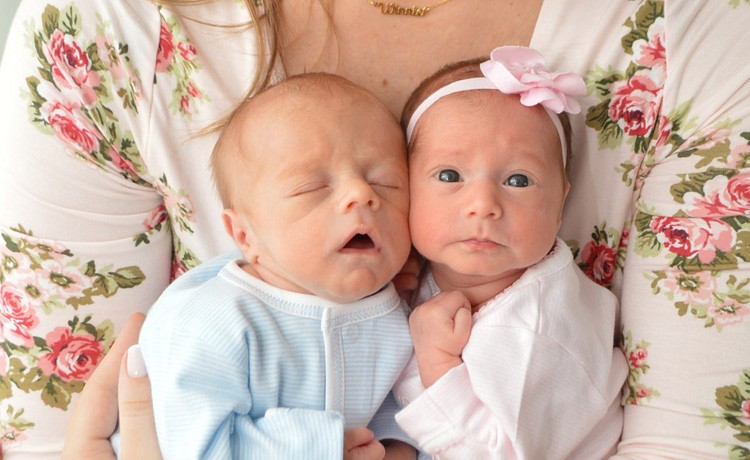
top-left (480, 46), bottom-right (586, 114)
top-left (38, 327), bottom-right (103, 382)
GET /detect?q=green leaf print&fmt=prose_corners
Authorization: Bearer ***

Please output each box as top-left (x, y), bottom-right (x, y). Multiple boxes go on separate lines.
top-left (41, 5), bottom-right (59, 39)
top-left (703, 370), bottom-right (750, 446)
top-left (729, 445), bottom-right (750, 459)
top-left (0, 378), bottom-right (12, 401)
top-left (621, 1), bottom-right (664, 54)
top-left (41, 375), bottom-right (83, 410)
top-left (110, 266), bottom-right (147, 289)
top-left (716, 385), bottom-right (745, 412)
top-left (8, 361), bottom-right (46, 394)
top-left (60, 4), bottom-right (82, 36)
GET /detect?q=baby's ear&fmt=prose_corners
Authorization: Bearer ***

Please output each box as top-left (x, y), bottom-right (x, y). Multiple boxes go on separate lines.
top-left (222, 208), bottom-right (255, 254)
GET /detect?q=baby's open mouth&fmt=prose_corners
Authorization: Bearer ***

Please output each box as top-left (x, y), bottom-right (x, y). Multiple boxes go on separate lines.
top-left (344, 233), bottom-right (375, 249)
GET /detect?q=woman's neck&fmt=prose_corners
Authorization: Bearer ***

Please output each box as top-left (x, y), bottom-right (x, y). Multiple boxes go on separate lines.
top-left (278, 0), bottom-right (543, 116)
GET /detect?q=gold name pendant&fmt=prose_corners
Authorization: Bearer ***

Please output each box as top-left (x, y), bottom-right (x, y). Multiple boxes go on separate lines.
top-left (366, 0), bottom-right (454, 17)
top-left (371, 1), bottom-right (430, 16)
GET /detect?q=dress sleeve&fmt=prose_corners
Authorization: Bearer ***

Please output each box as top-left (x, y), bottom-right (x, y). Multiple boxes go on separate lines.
top-left (396, 327), bottom-right (623, 459)
top-left (0, 0), bottom-right (171, 455)
top-left (613, 2), bottom-right (750, 456)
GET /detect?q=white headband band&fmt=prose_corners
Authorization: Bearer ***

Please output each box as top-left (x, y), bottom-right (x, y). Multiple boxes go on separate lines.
top-left (404, 46), bottom-right (588, 168)
top-left (405, 77), bottom-right (569, 166)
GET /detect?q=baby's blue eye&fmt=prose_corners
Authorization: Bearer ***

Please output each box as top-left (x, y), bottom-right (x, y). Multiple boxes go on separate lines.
top-left (505, 174), bottom-right (530, 187)
top-left (437, 169), bottom-right (460, 182)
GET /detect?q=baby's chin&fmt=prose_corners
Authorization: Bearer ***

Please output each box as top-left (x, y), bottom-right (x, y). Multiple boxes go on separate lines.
top-left (316, 272), bottom-right (395, 304)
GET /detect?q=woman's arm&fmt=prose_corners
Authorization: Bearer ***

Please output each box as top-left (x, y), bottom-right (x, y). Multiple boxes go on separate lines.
top-left (0, 1), bottom-right (171, 455)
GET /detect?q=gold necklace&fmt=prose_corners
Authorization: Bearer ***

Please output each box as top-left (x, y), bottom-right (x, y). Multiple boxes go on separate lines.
top-left (366, 0), bottom-right (455, 17)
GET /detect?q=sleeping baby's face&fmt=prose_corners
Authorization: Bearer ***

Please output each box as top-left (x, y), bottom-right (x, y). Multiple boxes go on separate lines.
top-left (223, 77), bottom-right (411, 303)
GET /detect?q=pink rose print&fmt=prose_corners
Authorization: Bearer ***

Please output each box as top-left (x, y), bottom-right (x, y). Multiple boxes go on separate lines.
top-left (178, 42), bottom-right (197, 61)
top-left (0, 284), bottom-right (40, 347)
top-left (580, 241), bottom-right (617, 286)
top-left (41, 99), bottom-right (102, 157)
top-left (686, 173), bottom-right (750, 217)
top-left (0, 348), bottom-right (9, 376)
top-left (727, 144), bottom-right (750, 169)
top-left (144, 204), bottom-right (168, 232)
top-left (36, 258), bottom-right (93, 300)
top-left (629, 348), bottom-right (648, 369)
top-left (180, 95), bottom-right (191, 115)
top-left (632, 17), bottom-right (665, 71)
top-left (725, 173), bottom-right (750, 214)
top-left (608, 70), bottom-right (661, 137)
top-left (685, 127), bottom-right (730, 152)
top-left (635, 384), bottom-right (652, 400)
top-left (0, 427), bottom-right (27, 449)
top-left (708, 298), bottom-right (749, 327)
top-left (741, 400), bottom-right (750, 424)
top-left (155, 21), bottom-right (175, 73)
top-left (108, 146), bottom-right (138, 177)
top-left (654, 115), bottom-right (673, 148)
top-left (186, 82), bottom-right (202, 98)
top-left (44, 30), bottom-right (101, 105)
top-left (661, 269), bottom-right (715, 305)
top-left (38, 327), bottom-right (103, 382)
top-left (171, 256), bottom-right (188, 281)
top-left (95, 34), bottom-right (125, 80)
top-left (650, 216), bottom-right (736, 264)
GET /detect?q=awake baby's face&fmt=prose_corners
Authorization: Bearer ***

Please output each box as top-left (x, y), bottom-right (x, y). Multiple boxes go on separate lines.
top-left (408, 90), bottom-right (568, 289)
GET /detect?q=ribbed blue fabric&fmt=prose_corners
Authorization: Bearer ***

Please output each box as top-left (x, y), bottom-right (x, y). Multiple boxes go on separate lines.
top-left (137, 252), bottom-right (413, 459)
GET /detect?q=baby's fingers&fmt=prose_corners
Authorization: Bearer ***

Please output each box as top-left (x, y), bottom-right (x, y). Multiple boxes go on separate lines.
top-left (344, 427), bottom-right (385, 460)
top-left (453, 305), bottom-right (473, 346)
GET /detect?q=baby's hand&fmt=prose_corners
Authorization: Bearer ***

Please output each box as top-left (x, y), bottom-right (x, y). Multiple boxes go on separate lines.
top-left (409, 290), bottom-right (472, 387)
top-left (344, 427), bottom-right (385, 460)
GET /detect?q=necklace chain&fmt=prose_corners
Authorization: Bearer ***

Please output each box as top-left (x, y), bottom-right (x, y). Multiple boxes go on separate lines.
top-left (366, 0), bottom-right (454, 17)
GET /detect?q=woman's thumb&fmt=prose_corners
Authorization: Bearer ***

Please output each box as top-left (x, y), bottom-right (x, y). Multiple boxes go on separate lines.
top-left (118, 345), bottom-right (163, 460)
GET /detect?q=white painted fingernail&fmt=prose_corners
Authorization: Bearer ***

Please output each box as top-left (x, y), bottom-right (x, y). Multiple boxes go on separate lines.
top-left (127, 344), bottom-right (147, 378)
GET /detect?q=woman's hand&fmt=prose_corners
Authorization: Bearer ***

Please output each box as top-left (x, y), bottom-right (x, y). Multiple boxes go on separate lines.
top-left (62, 313), bottom-right (162, 460)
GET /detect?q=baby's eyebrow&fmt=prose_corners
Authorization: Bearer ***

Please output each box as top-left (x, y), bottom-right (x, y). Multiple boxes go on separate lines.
top-left (272, 158), bottom-right (322, 181)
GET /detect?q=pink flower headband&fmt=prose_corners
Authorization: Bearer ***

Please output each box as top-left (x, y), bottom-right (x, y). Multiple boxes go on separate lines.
top-left (405, 46), bottom-right (587, 165)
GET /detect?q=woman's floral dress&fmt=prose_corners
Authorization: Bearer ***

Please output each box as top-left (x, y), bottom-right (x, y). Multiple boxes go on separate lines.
top-left (0, 0), bottom-right (748, 458)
